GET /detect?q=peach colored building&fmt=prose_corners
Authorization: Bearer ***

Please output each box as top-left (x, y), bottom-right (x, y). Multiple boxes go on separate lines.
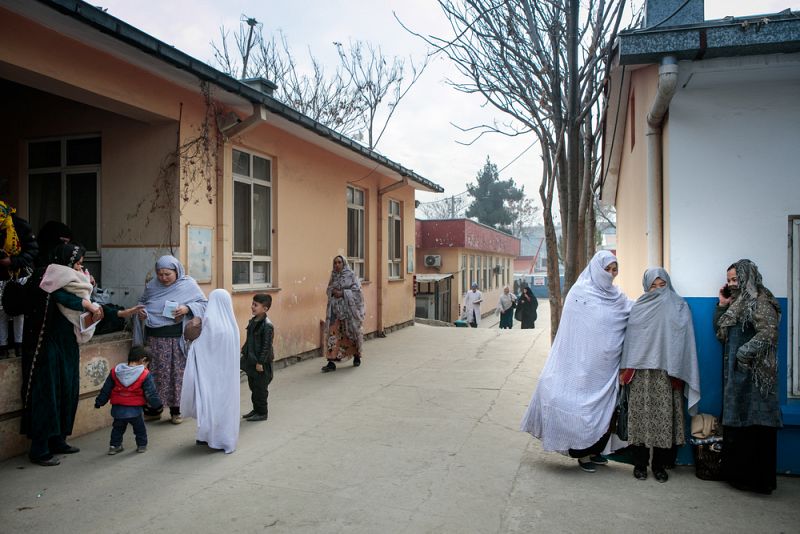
top-left (415, 219), bottom-right (520, 323)
top-left (0, 0), bottom-right (442, 459)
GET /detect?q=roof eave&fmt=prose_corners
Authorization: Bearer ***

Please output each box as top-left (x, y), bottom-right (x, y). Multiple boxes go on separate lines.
top-left (33, 0), bottom-right (444, 193)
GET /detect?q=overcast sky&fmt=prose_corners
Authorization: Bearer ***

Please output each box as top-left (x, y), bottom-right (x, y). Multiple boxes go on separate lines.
top-left (99, 0), bottom-right (795, 212)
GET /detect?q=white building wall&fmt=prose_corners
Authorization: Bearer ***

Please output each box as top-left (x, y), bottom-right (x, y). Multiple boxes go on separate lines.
top-left (667, 53), bottom-right (800, 297)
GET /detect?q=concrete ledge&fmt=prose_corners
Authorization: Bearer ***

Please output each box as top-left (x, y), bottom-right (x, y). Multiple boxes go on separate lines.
top-left (0, 332), bottom-right (132, 460)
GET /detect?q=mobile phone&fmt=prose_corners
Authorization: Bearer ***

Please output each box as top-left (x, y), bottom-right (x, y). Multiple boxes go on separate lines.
top-left (721, 285), bottom-right (732, 298)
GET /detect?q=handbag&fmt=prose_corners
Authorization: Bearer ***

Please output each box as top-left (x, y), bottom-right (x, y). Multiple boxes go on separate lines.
top-left (615, 383), bottom-right (630, 441)
top-left (514, 305), bottom-right (523, 322)
top-left (1, 273), bottom-right (30, 317)
top-left (184, 316), bottom-right (202, 341)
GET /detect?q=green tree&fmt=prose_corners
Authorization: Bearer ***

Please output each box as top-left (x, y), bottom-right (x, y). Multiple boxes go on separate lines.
top-left (466, 157), bottom-right (524, 233)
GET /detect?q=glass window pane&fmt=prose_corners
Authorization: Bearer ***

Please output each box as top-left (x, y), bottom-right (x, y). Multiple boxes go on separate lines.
top-left (393, 219), bottom-right (402, 259)
top-left (253, 184), bottom-right (270, 256)
top-left (253, 261), bottom-right (270, 285)
top-left (28, 141), bottom-right (61, 169)
top-left (253, 155), bottom-right (270, 182)
top-left (28, 172), bottom-right (61, 236)
top-left (346, 186), bottom-right (353, 204)
top-left (66, 137), bottom-right (101, 166)
top-left (234, 181), bottom-right (251, 253)
top-left (232, 150), bottom-right (250, 177)
top-left (232, 261), bottom-right (250, 284)
top-left (355, 189), bottom-right (364, 206)
top-left (66, 172), bottom-right (98, 251)
top-left (357, 210), bottom-right (364, 257)
top-left (347, 208), bottom-right (357, 258)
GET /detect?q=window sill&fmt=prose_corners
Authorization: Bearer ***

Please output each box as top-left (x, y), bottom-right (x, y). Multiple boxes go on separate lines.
top-left (232, 286), bottom-right (281, 294)
top-left (388, 278), bottom-right (405, 283)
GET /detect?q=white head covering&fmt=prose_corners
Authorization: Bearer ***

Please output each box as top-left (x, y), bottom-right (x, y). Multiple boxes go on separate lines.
top-left (520, 251), bottom-right (633, 453)
top-left (180, 288), bottom-right (241, 453)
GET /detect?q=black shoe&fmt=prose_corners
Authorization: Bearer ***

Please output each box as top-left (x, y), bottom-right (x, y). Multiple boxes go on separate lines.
top-left (321, 361), bottom-right (336, 373)
top-left (353, 356), bottom-right (361, 367)
top-left (247, 413), bottom-right (268, 422)
top-left (13, 343), bottom-right (23, 358)
top-left (590, 454), bottom-right (608, 465)
top-left (654, 469), bottom-right (668, 483)
top-left (577, 460), bottom-right (597, 473)
top-left (242, 410), bottom-right (257, 419)
top-left (0, 346), bottom-right (8, 359)
top-left (53, 445), bottom-right (80, 454)
top-left (633, 467), bottom-right (648, 480)
top-left (32, 456), bottom-right (61, 466)
top-left (195, 440), bottom-right (208, 446)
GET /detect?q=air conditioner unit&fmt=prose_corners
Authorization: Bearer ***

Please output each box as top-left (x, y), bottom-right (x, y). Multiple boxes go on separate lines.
top-left (424, 254), bottom-right (442, 267)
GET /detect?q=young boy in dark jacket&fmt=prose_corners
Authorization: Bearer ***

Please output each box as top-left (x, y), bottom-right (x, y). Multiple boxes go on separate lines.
top-left (241, 294), bottom-right (274, 422)
top-left (95, 345), bottom-right (162, 454)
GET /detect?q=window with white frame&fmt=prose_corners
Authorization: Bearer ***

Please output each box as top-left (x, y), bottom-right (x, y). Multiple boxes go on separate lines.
top-left (232, 148), bottom-right (272, 287)
top-left (347, 185), bottom-right (365, 279)
top-left (387, 199), bottom-right (402, 278)
top-left (27, 135), bottom-right (101, 282)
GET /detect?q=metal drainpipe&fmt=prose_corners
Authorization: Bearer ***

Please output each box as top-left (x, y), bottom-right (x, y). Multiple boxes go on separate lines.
top-left (645, 56), bottom-right (678, 267)
top-left (376, 191), bottom-right (384, 335)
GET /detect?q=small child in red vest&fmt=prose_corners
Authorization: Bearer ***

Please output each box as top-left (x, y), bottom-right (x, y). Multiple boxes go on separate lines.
top-left (95, 345), bottom-right (162, 454)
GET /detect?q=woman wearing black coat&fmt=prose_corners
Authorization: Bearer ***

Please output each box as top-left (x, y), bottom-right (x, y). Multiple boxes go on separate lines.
top-left (515, 286), bottom-right (538, 329)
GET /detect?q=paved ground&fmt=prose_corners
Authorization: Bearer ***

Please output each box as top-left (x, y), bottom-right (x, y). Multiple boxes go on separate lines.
top-left (1, 302), bottom-right (798, 533)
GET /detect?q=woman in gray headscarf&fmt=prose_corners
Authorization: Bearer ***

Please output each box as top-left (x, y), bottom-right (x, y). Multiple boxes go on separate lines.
top-left (321, 255), bottom-right (364, 373)
top-left (620, 268), bottom-right (700, 483)
top-left (715, 259), bottom-right (782, 494)
top-left (134, 255), bottom-right (207, 423)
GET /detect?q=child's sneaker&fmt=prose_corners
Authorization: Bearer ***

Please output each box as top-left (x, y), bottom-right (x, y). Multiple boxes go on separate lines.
top-left (136, 446), bottom-right (147, 453)
top-left (107, 445), bottom-right (124, 455)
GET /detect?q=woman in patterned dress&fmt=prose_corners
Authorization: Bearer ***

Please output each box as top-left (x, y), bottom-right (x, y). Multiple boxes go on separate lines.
top-left (620, 268), bottom-right (701, 482)
top-left (321, 255), bottom-right (364, 373)
top-left (133, 256), bottom-right (206, 424)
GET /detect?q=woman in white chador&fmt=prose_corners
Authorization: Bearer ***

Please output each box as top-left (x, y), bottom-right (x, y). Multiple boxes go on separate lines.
top-left (520, 251), bottom-right (632, 472)
top-left (181, 289), bottom-right (240, 453)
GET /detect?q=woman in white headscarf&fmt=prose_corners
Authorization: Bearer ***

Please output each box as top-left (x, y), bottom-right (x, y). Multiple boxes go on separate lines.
top-left (520, 250), bottom-right (633, 472)
top-left (180, 289), bottom-right (240, 453)
top-left (620, 268), bottom-right (700, 483)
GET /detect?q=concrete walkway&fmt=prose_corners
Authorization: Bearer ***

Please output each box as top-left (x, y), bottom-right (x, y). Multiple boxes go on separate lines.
top-left (1, 303), bottom-right (798, 533)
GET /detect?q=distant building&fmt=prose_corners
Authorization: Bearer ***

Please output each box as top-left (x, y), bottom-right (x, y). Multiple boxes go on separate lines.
top-left (416, 219), bottom-right (519, 322)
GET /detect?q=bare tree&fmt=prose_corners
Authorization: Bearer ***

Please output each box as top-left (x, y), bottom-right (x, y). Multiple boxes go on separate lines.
top-left (508, 197), bottom-right (541, 238)
top-left (336, 40), bottom-right (430, 149)
top-left (418, 192), bottom-right (469, 219)
top-left (212, 17), bottom-right (429, 147)
top-left (401, 0), bottom-right (633, 336)
top-left (212, 20), bottom-right (366, 138)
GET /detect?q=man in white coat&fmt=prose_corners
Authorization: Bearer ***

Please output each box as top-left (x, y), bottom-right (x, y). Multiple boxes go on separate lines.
top-left (463, 282), bottom-right (483, 328)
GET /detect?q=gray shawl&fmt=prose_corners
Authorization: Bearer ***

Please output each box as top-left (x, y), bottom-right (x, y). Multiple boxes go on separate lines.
top-left (621, 268), bottom-right (701, 415)
top-left (133, 255), bottom-right (207, 346)
top-left (325, 256), bottom-right (364, 351)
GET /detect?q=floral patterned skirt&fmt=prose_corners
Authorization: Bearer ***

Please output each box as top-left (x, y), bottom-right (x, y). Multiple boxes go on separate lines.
top-left (627, 369), bottom-right (685, 449)
top-left (147, 336), bottom-right (186, 408)
top-left (325, 319), bottom-right (360, 362)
